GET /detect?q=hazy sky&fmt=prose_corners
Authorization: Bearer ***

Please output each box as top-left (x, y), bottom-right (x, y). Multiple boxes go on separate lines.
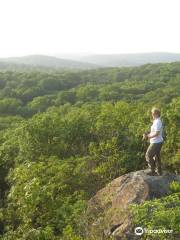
top-left (0, 0), bottom-right (180, 57)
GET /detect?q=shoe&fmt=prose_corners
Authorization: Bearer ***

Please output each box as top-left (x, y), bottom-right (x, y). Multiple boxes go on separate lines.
top-left (147, 171), bottom-right (157, 176)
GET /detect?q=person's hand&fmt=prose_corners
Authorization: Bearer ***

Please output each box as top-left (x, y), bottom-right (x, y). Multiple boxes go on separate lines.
top-left (142, 133), bottom-right (148, 140)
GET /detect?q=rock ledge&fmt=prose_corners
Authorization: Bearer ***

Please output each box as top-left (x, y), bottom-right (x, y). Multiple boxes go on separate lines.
top-left (87, 170), bottom-right (180, 239)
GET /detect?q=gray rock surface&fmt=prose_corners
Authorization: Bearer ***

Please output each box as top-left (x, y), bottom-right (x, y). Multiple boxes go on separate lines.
top-left (87, 169), bottom-right (180, 239)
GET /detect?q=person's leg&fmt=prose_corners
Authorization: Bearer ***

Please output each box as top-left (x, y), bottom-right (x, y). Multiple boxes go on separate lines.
top-left (145, 144), bottom-right (156, 174)
top-left (154, 143), bottom-right (163, 175)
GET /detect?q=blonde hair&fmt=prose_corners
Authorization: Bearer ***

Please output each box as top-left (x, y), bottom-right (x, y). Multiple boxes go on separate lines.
top-left (151, 107), bottom-right (161, 117)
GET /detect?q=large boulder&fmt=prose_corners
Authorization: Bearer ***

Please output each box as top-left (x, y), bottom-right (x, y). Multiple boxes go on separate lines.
top-left (86, 169), bottom-right (180, 239)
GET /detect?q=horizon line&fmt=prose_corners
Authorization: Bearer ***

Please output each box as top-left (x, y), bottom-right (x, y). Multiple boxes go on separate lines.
top-left (1, 51), bottom-right (180, 59)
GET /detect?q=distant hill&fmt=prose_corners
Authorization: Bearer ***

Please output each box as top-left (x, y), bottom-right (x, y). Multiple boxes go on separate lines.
top-left (1, 53), bottom-right (180, 71)
top-left (58, 52), bottom-right (180, 67)
top-left (0, 61), bottom-right (30, 71)
top-left (0, 61), bottom-right (58, 72)
top-left (0, 55), bottom-right (100, 70)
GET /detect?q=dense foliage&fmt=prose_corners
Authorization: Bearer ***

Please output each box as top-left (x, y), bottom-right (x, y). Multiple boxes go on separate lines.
top-left (130, 181), bottom-right (180, 240)
top-left (0, 63), bottom-right (179, 239)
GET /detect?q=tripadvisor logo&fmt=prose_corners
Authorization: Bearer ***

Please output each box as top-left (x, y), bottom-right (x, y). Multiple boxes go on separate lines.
top-left (134, 226), bottom-right (173, 236)
top-left (134, 227), bottom-right (144, 236)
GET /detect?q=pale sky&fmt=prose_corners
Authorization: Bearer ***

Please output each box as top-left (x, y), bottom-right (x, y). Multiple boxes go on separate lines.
top-left (0, 0), bottom-right (180, 57)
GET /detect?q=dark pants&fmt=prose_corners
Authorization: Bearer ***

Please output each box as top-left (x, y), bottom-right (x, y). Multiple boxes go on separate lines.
top-left (145, 142), bottom-right (163, 174)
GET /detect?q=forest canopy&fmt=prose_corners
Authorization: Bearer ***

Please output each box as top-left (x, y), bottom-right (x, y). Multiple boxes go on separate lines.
top-left (0, 62), bottom-right (179, 239)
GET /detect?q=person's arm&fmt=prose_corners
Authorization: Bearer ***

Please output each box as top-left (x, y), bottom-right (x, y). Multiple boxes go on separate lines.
top-left (147, 119), bottom-right (162, 139)
top-left (142, 131), bottom-right (150, 140)
top-left (147, 131), bottom-right (160, 139)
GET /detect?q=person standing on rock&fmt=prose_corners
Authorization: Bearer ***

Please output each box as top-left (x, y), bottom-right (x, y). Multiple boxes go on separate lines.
top-left (143, 107), bottom-right (164, 176)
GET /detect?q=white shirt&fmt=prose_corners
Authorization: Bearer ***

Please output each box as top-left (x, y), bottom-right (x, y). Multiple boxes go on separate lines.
top-left (150, 118), bottom-right (163, 143)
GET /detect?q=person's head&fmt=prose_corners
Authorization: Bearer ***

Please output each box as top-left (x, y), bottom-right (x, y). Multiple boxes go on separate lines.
top-left (151, 107), bottom-right (161, 119)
